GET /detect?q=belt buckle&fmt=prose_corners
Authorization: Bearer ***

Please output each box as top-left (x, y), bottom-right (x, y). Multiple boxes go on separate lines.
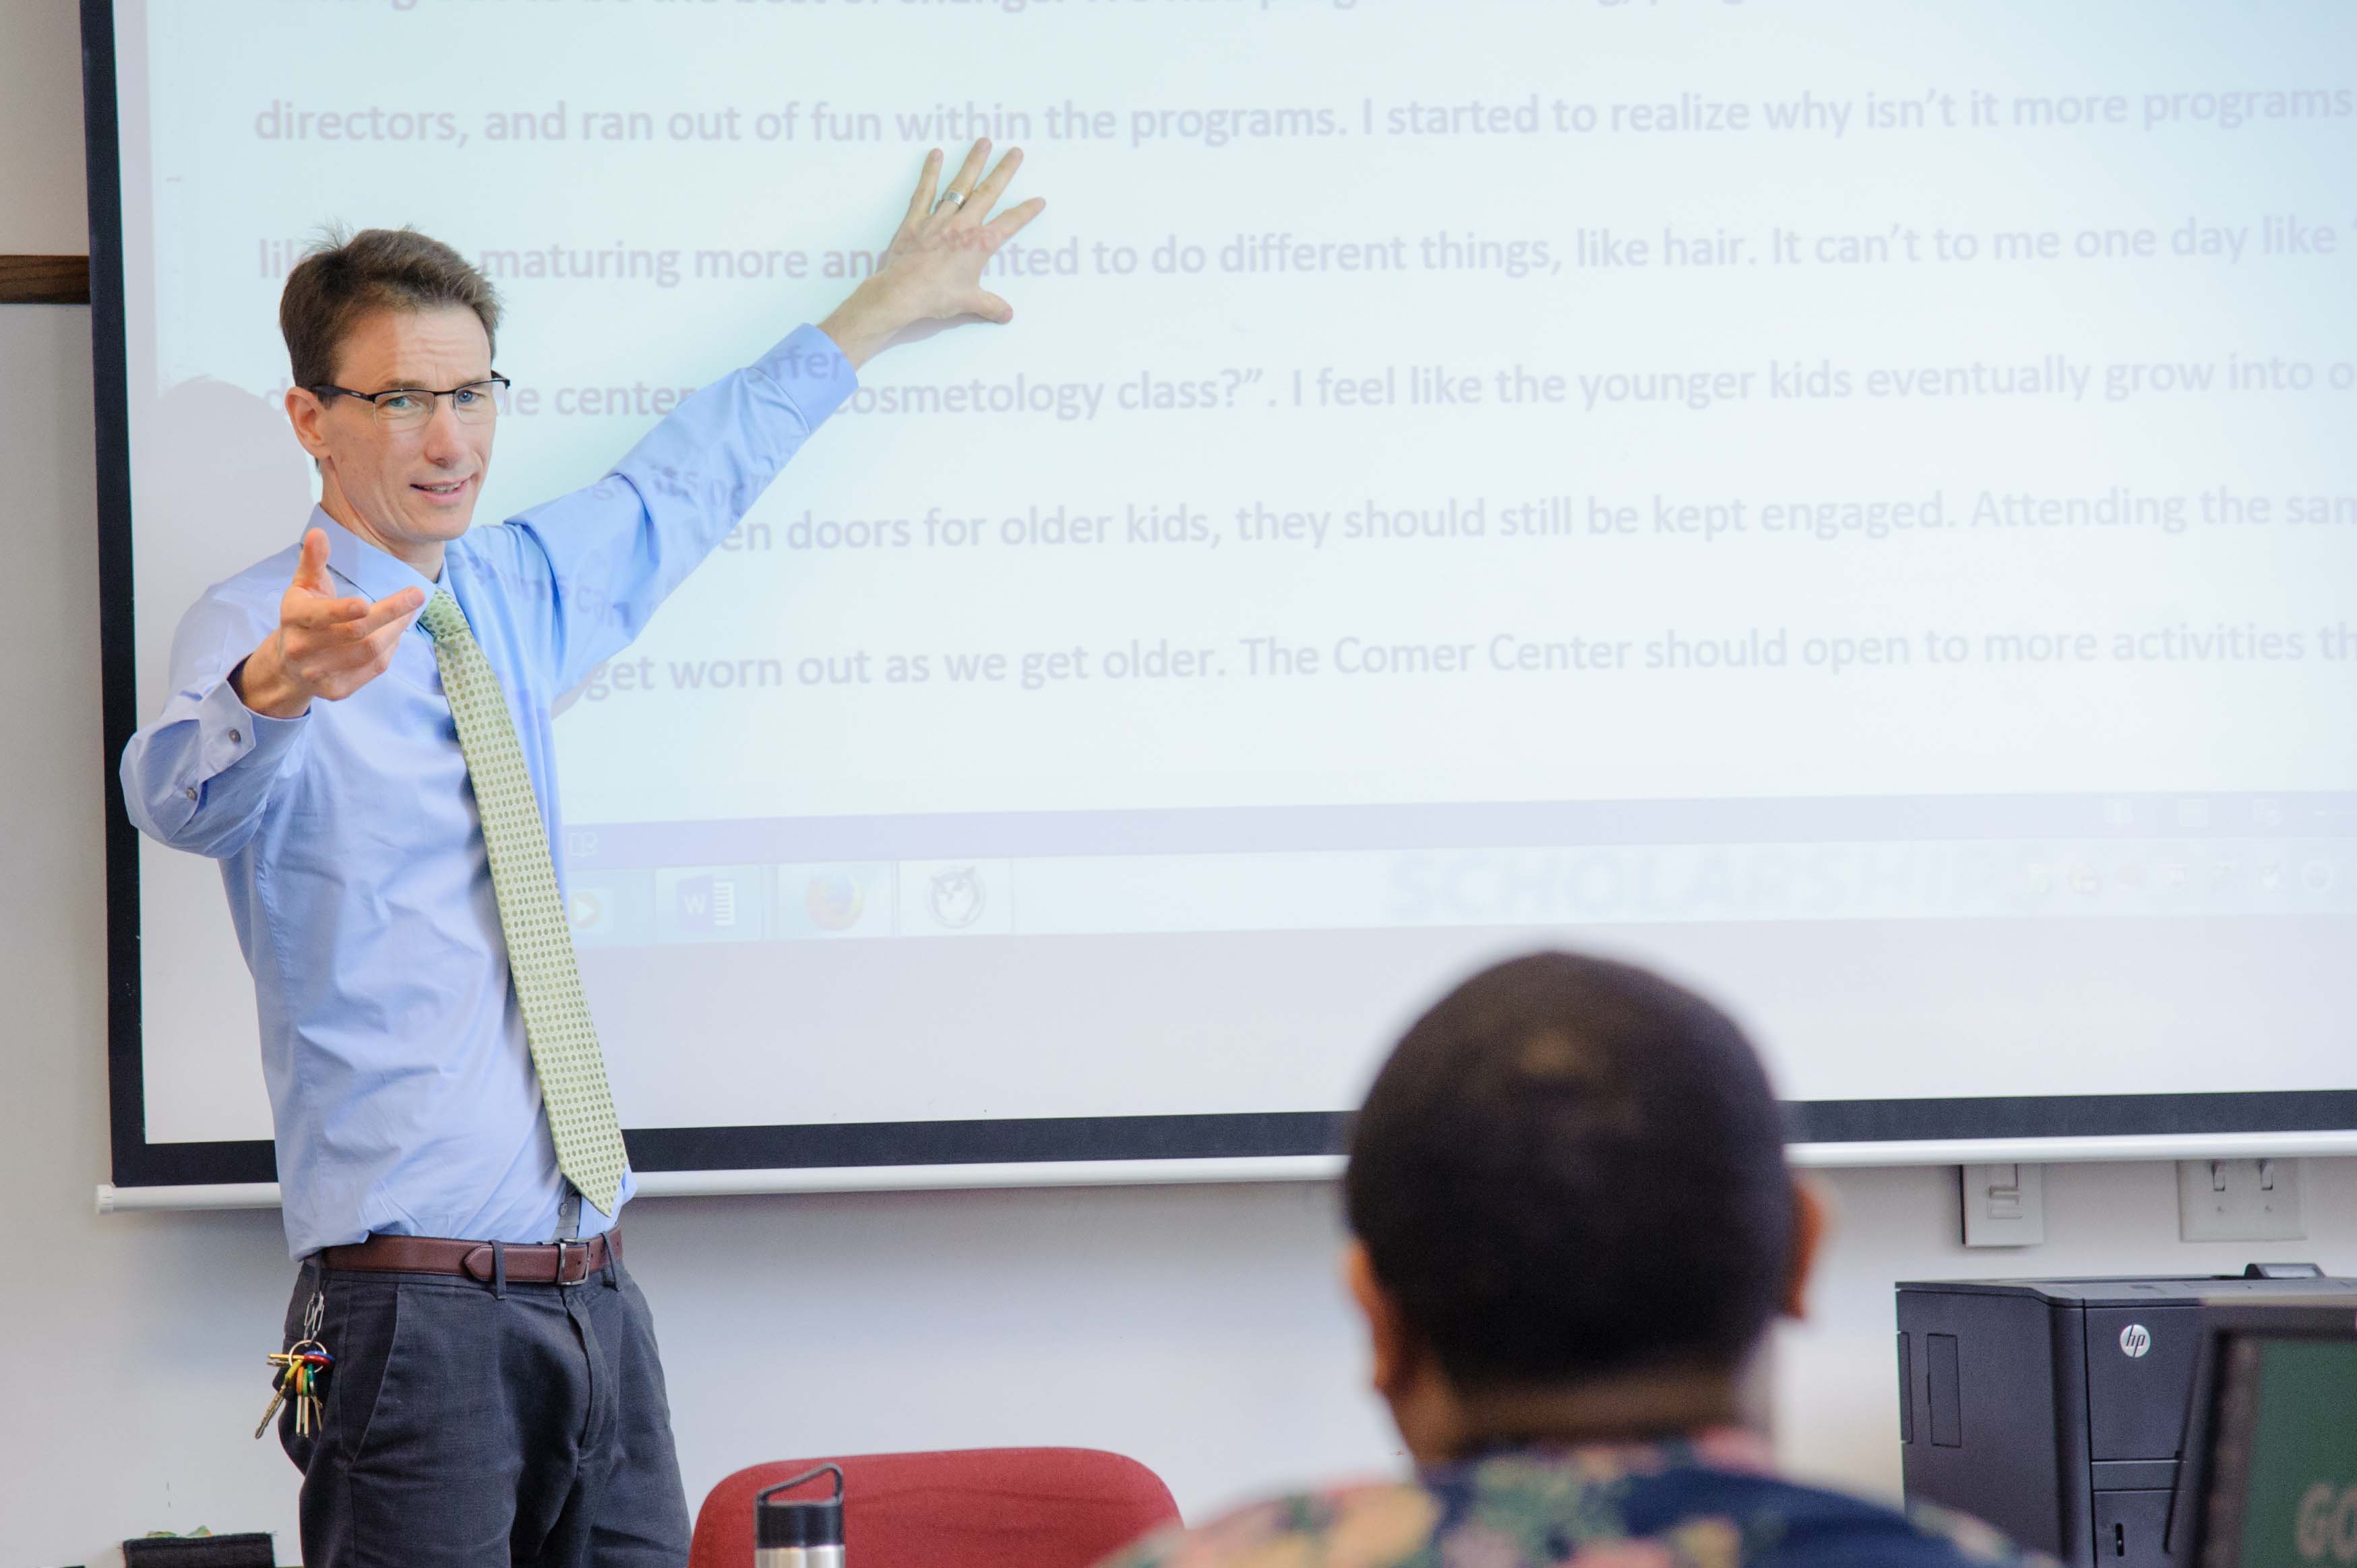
top-left (554, 1238), bottom-right (588, 1286)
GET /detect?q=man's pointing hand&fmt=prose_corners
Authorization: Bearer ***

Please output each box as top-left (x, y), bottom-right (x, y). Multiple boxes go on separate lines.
top-left (231, 528), bottom-right (426, 718)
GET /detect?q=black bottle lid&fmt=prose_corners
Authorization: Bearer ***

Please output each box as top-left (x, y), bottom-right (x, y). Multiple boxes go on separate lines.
top-left (757, 1464), bottom-right (845, 1550)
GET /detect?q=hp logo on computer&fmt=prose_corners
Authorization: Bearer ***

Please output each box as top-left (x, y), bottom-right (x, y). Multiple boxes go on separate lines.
top-left (2120, 1323), bottom-right (2152, 1358)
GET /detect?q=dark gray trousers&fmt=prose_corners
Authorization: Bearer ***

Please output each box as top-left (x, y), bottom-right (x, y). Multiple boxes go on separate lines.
top-left (278, 1248), bottom-right (692, 1567)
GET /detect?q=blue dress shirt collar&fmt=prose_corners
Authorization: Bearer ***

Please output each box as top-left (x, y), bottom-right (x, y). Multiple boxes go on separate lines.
top-left (313, 505), bottom-right (441, 603)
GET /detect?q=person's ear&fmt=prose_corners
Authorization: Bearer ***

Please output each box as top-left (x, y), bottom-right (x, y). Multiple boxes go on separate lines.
top-left (285, 386), bottom-right (334, 464)
top-left (1344, 1239), bottom-right (1411, 1398)
top-left (1781, 1174), bottom-right (1832, 1321)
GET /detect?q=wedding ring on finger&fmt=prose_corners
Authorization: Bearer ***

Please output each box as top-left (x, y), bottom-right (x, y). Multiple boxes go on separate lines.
top-left (935, 189), bottom-right (969, 213)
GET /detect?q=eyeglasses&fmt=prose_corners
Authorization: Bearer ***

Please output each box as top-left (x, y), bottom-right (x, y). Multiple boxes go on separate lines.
top-left (313, 375), bottom-right (511, 432)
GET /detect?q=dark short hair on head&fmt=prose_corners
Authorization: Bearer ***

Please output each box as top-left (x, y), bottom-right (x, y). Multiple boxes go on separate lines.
top-left (279, 226), bottom-right (500, 390)
top-left (1345, 951), bottom-right (1795, 1390)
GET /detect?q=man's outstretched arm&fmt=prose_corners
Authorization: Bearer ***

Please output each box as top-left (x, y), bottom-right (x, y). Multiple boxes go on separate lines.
top-left (493, 139), bottom-right (1047, 691)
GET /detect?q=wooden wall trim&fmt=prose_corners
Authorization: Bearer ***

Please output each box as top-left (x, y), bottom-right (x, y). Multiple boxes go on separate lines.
top-left (0, 255), bottom-right (92, 305)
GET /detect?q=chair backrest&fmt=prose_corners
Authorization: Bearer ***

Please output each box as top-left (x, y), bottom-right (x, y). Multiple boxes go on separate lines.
top-left (690, 1447), bottom-right (1182, 1568)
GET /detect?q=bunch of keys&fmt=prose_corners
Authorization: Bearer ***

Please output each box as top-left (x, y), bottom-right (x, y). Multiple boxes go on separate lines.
top-left (254, 1340), bottom-right (334, 1440)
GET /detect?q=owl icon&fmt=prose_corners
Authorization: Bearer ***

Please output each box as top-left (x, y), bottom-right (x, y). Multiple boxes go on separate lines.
top-left (929, 866), bottom-right (987, 930)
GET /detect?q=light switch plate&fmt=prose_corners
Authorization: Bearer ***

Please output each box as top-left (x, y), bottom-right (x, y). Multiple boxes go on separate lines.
top-left (1961, 1162), bottom-right (2046, 1247)
top-left (2178, 1158), bottom-right (2306, 1242)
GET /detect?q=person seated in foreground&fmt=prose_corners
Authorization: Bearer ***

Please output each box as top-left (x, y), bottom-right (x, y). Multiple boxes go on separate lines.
top-left (1109, 951), bottom-right (2053, 1568)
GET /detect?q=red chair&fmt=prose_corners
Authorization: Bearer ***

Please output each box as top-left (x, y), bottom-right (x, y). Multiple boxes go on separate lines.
top-left (690, 1448), bottom-right (1182, 1568)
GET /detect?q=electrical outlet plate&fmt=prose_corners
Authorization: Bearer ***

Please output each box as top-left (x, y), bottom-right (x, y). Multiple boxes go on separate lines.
top-left (1961, 1162), bottom-right (2046, 1247)
top-left (2177, 1158), bottom-right (2306, 1243)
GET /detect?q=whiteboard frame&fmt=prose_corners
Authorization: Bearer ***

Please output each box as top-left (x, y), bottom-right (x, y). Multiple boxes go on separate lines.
top-left (82, 0), bottom-right (2357, 1201)
top-left (91, 1129), bottom-right (2357, 1216)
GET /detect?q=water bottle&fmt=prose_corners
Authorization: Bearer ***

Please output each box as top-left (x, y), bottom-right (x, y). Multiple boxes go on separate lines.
top-left (756, 1464), bottom-right (845, 1568)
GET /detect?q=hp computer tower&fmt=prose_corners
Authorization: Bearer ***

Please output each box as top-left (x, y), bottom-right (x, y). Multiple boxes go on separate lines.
top-left (1895, 1271), bottom-right (2357, 1567)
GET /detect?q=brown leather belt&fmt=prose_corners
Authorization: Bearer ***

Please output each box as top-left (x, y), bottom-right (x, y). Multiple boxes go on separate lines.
top-left (317, 1228), bottom-right (621, 1286)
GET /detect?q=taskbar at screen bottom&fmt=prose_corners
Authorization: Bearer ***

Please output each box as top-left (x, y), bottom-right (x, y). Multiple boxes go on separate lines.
top-left (563, 833), bottom-right (2357, 951)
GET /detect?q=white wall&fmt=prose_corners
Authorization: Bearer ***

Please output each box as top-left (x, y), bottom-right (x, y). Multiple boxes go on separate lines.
top-left (7, 7), bottom-right (2355, 1566)
top-left (0, 0), bottom-right (86, 255)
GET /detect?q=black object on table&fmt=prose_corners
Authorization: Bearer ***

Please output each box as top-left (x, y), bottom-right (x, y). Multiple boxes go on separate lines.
top-left (119, 1534), bottom-right (276, 1568)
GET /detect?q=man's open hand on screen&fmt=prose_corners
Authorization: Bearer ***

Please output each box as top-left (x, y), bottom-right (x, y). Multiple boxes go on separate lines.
top-left (818, 139), bottom-right (1046, 369)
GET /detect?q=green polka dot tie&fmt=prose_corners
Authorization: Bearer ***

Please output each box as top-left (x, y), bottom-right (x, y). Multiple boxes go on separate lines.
top-left (421, 590), bottom-right (627, 1218)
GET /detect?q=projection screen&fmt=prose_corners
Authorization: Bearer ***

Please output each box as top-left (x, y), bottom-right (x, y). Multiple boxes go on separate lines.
top-left (87, 0), bottom-right (2357, 1197)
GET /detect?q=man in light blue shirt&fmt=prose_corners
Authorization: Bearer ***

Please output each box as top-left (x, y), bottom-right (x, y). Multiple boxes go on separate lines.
top-left (121, 142), bottom-right (1043, 1567)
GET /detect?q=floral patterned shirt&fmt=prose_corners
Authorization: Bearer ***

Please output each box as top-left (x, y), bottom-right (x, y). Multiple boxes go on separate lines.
top-left (1107, 1432), bottom-right (2054, 1568)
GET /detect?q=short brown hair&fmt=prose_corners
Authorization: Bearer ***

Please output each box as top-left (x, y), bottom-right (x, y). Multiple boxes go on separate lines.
top-left (280, 226), bottom-right (501, 389)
